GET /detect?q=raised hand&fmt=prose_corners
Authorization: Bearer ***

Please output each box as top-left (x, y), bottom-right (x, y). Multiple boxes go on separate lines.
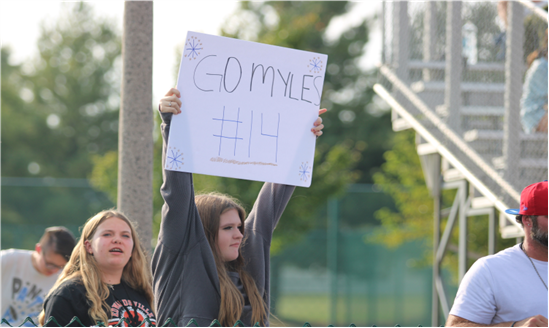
top-left (311, 108), bottom-right (327, 137)
top-left (159, 88), bottom-right (182, 115)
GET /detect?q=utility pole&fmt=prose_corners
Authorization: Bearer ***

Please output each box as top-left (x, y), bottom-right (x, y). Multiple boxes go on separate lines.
top-left (118, 1), bottom-right (153, 253)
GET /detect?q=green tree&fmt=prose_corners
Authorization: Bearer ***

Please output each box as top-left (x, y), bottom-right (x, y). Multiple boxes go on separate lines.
top-left (1, 48), bottom-right (46, 180)
top-left (1, 47), bottom-right (52, 226)
top-left (1, 3), bottom-right (120, 238)
top-left (27, 2), bottom-right (121, 178)
top-left (372, 130), bottom-right (514, 280)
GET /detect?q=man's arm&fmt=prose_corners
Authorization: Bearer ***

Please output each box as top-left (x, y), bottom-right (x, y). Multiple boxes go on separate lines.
top-left (446, 314), bottom-right (549, 327)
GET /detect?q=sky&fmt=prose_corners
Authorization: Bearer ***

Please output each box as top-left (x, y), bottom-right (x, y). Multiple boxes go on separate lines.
top-left (0, 1), bottom-right (382, 106)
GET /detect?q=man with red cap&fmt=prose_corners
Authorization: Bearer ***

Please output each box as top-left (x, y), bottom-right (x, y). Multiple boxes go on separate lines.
top-left (446, 181), bottom-right (548, 327)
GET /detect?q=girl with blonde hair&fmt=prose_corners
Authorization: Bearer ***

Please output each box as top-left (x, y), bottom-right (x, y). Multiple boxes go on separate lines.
top-left (39, 210), bottom-right (156, 327)
top-left (152, 88), bottom-right (325, 326)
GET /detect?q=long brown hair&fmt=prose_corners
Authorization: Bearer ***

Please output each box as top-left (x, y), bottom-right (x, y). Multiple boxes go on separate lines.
top-left (38, 210), bottom-right (154, 326)
top-left (195, 193), bottom-right (267, 326)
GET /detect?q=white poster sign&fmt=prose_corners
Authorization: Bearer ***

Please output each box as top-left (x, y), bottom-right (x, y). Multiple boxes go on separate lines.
top-left (166, 31), bottom-right (328, 187)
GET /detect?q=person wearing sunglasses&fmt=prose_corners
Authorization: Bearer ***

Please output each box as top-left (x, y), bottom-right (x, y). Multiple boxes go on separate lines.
top-left (1, 226), bottom-right (76, 326)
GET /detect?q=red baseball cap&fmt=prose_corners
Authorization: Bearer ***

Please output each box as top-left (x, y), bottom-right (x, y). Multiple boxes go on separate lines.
top-left (505, 181), bottom-right (548, 216)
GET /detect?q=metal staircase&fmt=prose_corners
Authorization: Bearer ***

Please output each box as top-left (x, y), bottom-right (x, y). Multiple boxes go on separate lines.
top-left (373, 1), bottom-right (548, 325)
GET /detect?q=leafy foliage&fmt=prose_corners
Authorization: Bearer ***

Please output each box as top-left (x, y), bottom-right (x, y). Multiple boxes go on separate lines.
top-left (372, 130), bottom-right (514, 280)
top-left (4, 3), bottom-right (121, 178)
top-left (2, 2), bottom-right (120, 180)
top-left (372, 131), bottom-right (435, 249)
top-left (2, 3), bottom-right (119, 230)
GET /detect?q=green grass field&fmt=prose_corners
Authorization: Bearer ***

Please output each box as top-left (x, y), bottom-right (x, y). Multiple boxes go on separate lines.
top-left (271, 294), bottom-right (430, 327)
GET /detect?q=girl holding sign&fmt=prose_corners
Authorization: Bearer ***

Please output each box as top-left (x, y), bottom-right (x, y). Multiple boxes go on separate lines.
top-left (153, 88), bottom-right (324, 326)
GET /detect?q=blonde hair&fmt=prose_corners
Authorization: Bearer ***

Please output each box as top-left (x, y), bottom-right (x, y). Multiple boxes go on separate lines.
top-left (195, 193), bottom-right (267, 326)
top-left (38, 210), bottom-right (154, 326)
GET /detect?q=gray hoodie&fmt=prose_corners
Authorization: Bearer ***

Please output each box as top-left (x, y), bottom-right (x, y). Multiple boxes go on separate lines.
top-left (152, 112), bottom-right (295, 327)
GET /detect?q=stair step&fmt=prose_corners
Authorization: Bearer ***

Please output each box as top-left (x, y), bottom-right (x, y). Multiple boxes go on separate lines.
top-left (436, 106), bottom-right (504, 117)
top-left (492, 156), bottom-right (548, 169)
top-left (411, 81), bottom-right (505, 93)
top-left (408, 60), bottom-right (505, 72)
top-left (417, 143), bottom-right (438, 156)
top-left (443, 168), bottom-right (465, 182)
top-left (461, 106), bottom-right (504, 116)
top-left (500, 224), bottom-right (524, 239)
top-left (392, 118), bottom-right (413, 131)
top-left (471, 197), bottom-right (493, 209)
top-left (463, 129), bottom-right (548, 142)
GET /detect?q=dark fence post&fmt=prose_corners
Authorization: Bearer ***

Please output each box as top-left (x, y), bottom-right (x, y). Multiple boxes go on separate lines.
top-left (328, 197), bottom-right (339, 325)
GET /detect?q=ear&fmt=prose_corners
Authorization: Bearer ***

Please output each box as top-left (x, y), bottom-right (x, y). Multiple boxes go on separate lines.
top-left (84, 240), bottom-right (93, 255)
top-left (35, 243), bottom-right (42, 254)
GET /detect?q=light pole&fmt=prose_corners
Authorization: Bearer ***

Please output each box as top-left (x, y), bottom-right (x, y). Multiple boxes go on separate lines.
top-left (118, 1), bottom-right (153, 254)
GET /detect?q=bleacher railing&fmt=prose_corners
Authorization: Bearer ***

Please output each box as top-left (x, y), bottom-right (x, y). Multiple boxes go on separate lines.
top-left (376, 1), bottom-right (548, 232)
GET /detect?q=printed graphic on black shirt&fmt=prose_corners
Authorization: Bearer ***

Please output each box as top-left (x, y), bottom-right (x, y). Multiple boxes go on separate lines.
top-left (2, 278), bottom-right (44, 327)
top-left (108, 299), bottom-right (156, 327)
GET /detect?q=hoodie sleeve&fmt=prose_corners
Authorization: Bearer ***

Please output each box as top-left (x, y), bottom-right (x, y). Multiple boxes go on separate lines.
top-left (241, 182), bottom-right (295, 301)
top-left (151, 111), bottom-right (221, 327)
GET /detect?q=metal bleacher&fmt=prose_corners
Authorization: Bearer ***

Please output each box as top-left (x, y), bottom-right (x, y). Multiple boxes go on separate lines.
top-left (373, 1), bottom-right (548, 325)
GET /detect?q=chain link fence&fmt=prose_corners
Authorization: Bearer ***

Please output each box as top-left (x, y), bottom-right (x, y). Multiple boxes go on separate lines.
top-left (2, 185), bottom-right (442, 327)
top-left (378, 1), bottom-right (548, 211)
top-left (1, 317), bottom-right (429, 327)
top-left (269, 185), bottom-right (452, 327)
top-left (1, 178), bottom-right (114, 250)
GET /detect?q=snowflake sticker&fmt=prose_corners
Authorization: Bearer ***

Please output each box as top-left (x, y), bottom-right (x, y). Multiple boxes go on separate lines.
top-left (184, 36), bottom-right (203, 60)
top-left (308, 57), bottom-right (323, 73)
top-left (167, 147), bottom-right (184, 170)
top-left (298, 161), bottom-right (311, 182)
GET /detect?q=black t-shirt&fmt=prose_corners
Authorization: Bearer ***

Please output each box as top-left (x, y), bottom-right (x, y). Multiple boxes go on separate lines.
top-left (43, 279), bottom-right (156, 327)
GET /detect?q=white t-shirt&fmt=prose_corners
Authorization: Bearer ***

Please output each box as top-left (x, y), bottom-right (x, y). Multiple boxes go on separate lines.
top-left (1, 249), bottom-right (60, 326)
top-left (450, 244), bottom-right (548, 324)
